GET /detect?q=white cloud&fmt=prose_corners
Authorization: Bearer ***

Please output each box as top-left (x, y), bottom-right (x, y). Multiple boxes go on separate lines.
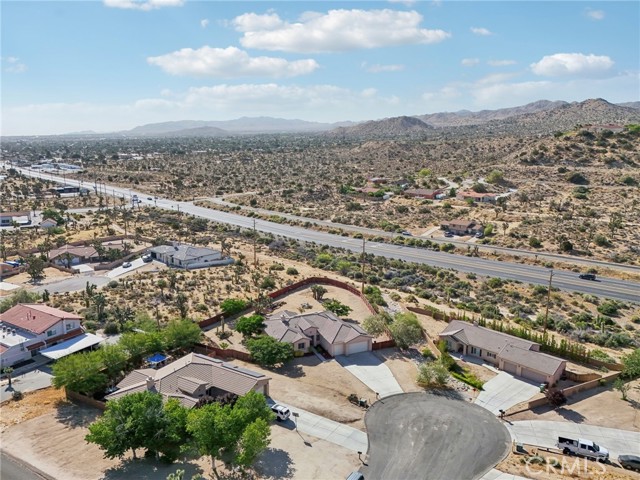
top-left (234, 9), bottom-right (451, 53)
top-left (388, 0), bottom-right (417, 6)
top-left (362, 62), bottom-right (405, 73)
top-left (147, 46), bottom-right (319, 78)
top-left (4, 56), bottom-right (27, 73)
top-left (103, 0), bottom-right (184, 11)
top-left (461, 58), bottom-right (480, 67)
top-left (586, 9), bottom-right (605, 20)
top-left (530, 53), bottom-right (614, 77)
top-left (487, 59), bottom-right (516, 67)
top-left (470, 27), bottom-right (492, 36)
top-left (422, 85), bottom-right (461, 102)
top-left (476, 72), bottom-right (520, 85)
top-left (200, 19), bottom-right (209, 28)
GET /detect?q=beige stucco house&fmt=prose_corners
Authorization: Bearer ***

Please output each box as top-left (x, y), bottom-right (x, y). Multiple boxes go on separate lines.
top-left (106, 353), bottom-right (270, 407)
top-left (439, 320), bottom-right (566, 386)
top-left (264, 310), bottom-right (373, 357)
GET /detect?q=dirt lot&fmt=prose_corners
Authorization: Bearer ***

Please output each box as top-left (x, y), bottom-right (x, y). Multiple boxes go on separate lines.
top-left (510, 380), bottom-right (640, 431)
top-left (8, 267), bottom-right (72, 286)
top-left (497, 446), bottom-right (640, 480)
top-left (0, 388), bottom-right (360, 480)
top-left (231, 356), bottom-right (373, 429)
top-left (372, 348), bottom-right (422, 393)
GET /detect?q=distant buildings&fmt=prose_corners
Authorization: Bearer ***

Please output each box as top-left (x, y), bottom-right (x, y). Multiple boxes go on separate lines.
top-left (149, 243), bottom-right (228, 269)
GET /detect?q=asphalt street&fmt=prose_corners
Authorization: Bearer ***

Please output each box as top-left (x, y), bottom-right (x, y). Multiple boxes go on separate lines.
top-left (361, 392), bottom-right (511, 480)
top-left (11, 167), bottom-right (640, 302)
top-left (0, 452), bottom-right (52, 480)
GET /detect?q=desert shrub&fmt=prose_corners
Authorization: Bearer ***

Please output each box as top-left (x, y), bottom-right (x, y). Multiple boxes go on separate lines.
top-left (104, 322), bottom-right (119, 334)
top-left (107, 280), bottom-right (119, 289)
top-left (268, 263), bottom-right (285, 271)
top-left (597, 301), bottom-right (619, 316)
top-left (286, 267), bottom-right (298, 275)
top-left (417, 362), bottom-right (449, 387)
top-left (12, 390), bottom-right (24, 401)
top-left (529, 237), bottom-right (542, 248)
top-left (260, 276), bottom-right (276, 290)
top-left (594, 234), bottom-right (611, 247)
top-left (566, 171), bottom-right (588, 184)
top-left (220, 298), bottom-right (248, 316)
top-left (421, 347), bottom-right (434, 359)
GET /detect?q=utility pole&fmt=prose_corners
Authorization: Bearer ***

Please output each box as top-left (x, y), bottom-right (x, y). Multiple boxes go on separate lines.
top-left (253, 218), bottom-right (258, 268)
top-left (543, 269), bottom-right (554, 334)
top-left (360, 237), bottom-right (366, 293)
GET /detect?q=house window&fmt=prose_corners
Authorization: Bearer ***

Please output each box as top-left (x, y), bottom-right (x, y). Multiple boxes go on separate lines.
top-left (66, 323), bottom-right (73, 331)
top-left (297, 343), bottom-right (306, 350)
top-left (47, 329), bottom-right (56, 337)
top-left (470, 347), bottom-right (481, 356)
top-left (487, 352), bottom-right (496, 359)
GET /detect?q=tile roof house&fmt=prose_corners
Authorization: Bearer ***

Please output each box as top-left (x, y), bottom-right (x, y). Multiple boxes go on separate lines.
top-left (439, 320), bottom-right (566, 386)
top-left (0, 304), bottom-right (84, 368)
top-left (440, 220), bottom-right (484, 235)
top-left (264, 310), bottom-right (373, 357)
top-left (149, 243), bottom-right (226, 269)
top-left (456, 191), bottom-right (498, 204)
top-left (49, 245), bottom-right (100, 266)
top-left (106, 353), bottom-right (270, 407)
top-left (404, 188), bottom-right (442, 199)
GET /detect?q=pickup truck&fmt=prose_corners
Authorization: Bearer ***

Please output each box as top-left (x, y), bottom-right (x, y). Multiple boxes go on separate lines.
top-left (556, 437), bottom-right (609, 461)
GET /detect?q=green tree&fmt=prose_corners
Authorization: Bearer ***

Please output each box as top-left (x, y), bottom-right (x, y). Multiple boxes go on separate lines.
top-left (310, 285), bottom-right (327, 301)
top-left (388, 312), bottom-right (423, 349)
top-left (486, 170), bottom-right (504, 184)
top-left (120, 332), bottom-right (153, 366)
top-left (186, 402), bottom-right (229, 475)
top-left (246, 335), bottom-right (294, 367)
top-left (417, 362), bottom-right (449, 387)
top-left (362, 313), bottom-right (392, 337)
top-left (323, 299), bottom-right (353, 317)
top-left (157, 279), bottom-right (168, 299)
top-left (93, 292), bottom-right (107, 323)
top-left (621, 348), bottom-right (640, 380)
top-left (164, 319), bottom-right (202, 352)
top-left (175, 293), bottom-right (189, 319)
top-left (52, 351), bottom-right (108, 396)
top-left (96, 344), bottom-right (128, 381)
top-left (2, 367), bottom-right (14, 388)
top-left (235, 417), bottom-right (270, 468)
top-left (220, 298), bottom-right (248, 316)
top-left (25, 255), bottom-right (46, 283)
top-left (111, 305), bottom-right (135, 331)
top-left (235, 315), bottom-right (265, 338)
top-left (614, 378), bottom-right (630, 401)
top-left (608, 212), bottom-right (623, 238)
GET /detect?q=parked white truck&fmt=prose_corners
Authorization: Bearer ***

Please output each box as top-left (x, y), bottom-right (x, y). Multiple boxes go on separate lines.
top-left (556, 437), bottom-right (609, 461)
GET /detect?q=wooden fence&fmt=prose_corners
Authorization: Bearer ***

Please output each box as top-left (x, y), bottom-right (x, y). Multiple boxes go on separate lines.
top-left (372, 339), bottom-right (396, 350)
top-left (193, 343), bottom-right (252, 362)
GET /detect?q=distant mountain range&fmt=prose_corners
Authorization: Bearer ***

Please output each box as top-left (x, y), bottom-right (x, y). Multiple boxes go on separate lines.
top-left (58, 99), bottom-right (640, 138)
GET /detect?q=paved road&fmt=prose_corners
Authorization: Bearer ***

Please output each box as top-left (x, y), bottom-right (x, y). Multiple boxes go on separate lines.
top-left (0, 452), bottom-right (52, 480)
top-left (335, 352), bottom-right (404, 399)
top-left (12, 167), bottom-right (639, 302)
top-left (508, 420), bottom-right (640, 459)
top-left (362, 392), bottom-right (511, 480)
top-left (203, 196), bottom-right (640, 276)
top-left (32, 275), bottom-right (111, 294)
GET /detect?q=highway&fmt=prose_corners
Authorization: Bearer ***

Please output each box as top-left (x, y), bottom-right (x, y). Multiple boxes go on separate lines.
top-left (8, 166), bottom-right (640, 303)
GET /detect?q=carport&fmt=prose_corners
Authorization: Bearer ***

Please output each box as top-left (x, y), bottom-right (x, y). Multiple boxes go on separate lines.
top-left (40, 333), bottom-right (104, 360)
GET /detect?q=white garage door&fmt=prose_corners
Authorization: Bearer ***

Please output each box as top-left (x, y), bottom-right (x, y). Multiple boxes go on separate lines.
top-left (521, 368), bottom-right (547, 384)
top-left (345, 341), bottom-right (369, 356)
top-left (332, 344), bottom-right (345, 356)
top-left (502, 361), bottom-right (518, 375)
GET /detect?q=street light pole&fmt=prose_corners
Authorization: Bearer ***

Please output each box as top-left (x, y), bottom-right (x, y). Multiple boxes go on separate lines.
top-left (543, 269), bottom-right (554, 334)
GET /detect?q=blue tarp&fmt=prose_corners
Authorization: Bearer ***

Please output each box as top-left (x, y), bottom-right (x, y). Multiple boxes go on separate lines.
top-left (147, 353), bottom-right (167, 364)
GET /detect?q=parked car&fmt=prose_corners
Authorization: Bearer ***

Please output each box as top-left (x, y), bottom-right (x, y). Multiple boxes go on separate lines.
top-left (147, 197), bottom-right (152, 200)
top-left (579, 273), bottom-right (597, 280)
top-left (619, 455), bottom-right (640, 471)
top-left (346, 472), bottom-right (364, 480)
top-left (142, 254), bottom-right (152, 263)
top-left (122, 262), bottom-right (132, 268)
top-left (556, 437), bottom-right (609, 461)
top-left (444, 231), bottom-right (454, 237)
top-left (271, 404), bottom-right (291, 422)
top-left (475, 232), bottom-right (484, 238)
top-left (401, 231), bottom-right (412, 236)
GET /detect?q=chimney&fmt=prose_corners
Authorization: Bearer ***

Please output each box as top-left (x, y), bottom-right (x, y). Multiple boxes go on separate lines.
top-left (12, 329), bottom-right (16, 335)
top-left (145, 377), bottom-right (155, 390)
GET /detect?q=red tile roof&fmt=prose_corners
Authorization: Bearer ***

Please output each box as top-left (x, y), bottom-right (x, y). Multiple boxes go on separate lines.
top-left (1, 304), bottom-right (82, 335)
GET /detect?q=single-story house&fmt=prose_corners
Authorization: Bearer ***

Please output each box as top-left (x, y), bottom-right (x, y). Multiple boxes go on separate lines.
top-left (149, 243), bottom-right (224, 269)
top-left (264, 310), bottom-right (373, 357)
top-left (456, 191), bottom-right (498, 204)
top-left (49, 245), bottom-right (100, 266)
top-left (39, 218), bottom-right (58, 230)
top-left (368, 177), bottom-right (388, 185)
top-left (404, 188), bottom-right (442, 199)
top-left (106, 353), bottom-right (271, 408)
top-left (439, 320), bottom-right (566, 386)
top-left (0, 304), bottom-right (84, 368)
top-left (0, 211), bottom-right (31, 227)
top-left (440, 220), bottom-right (484, 236)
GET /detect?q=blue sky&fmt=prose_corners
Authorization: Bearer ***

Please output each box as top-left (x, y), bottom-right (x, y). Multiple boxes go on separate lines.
top-left (2, 0), bottom-right (638, 135)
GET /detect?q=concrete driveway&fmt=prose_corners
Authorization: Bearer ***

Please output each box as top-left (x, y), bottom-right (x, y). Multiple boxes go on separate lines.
top-left (268, 400), bottom-right (368, 453)
top-left (1, 363), bottom-right (53, 402)
top-left (362, 392), bottom-right (511, 480)
top-left (335, 352), bottom-right (404, 398)
top-left (475, 372), bottom-right (540, 414)
top-left (106, 258), bottom-right (146, 278)
top-left (508, 420), bottom-right (640, 458)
